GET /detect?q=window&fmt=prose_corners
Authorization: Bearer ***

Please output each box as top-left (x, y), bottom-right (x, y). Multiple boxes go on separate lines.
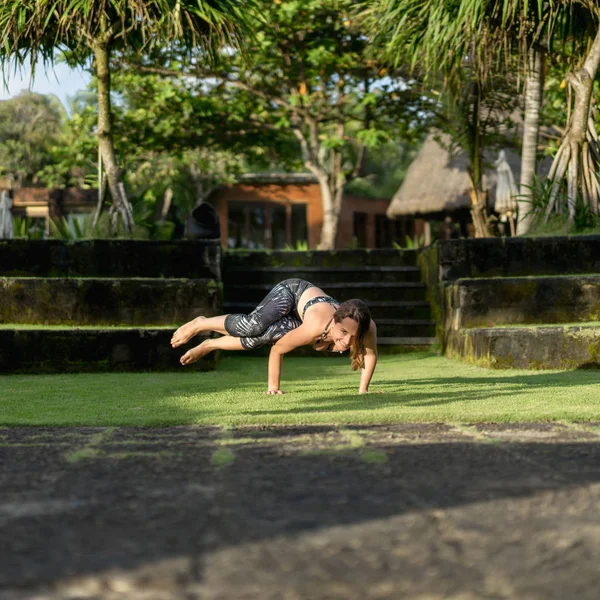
top-left (375, 214), bottom-right (391, 248)
top-left (291, 204), bottom-right (307, 248)
top-left (227, 203), bottom-right (246, 248)
top-left (227, 201), bottom-right (308, 249)
top-left (353, 212), bottom-right (368, 248)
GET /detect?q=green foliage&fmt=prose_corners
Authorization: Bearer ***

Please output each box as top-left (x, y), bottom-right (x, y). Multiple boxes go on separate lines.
top-left (128, 0), bottom-right (425, 197)
top-left (49, 215), bottom-right (96, 240)
top-left (0, 92), bottom-right (66, 186)
top-left (393, 234), bottom-right (425, 249)
top-left (540, 62), bottom-right (600, 157)
top-left (521, 175), bottom-right (600, 237)
top-left (284, 240), bottom-right (309, 251)
top-left (38, 94), bottom-right (99, 188)
top-left (0, 1), bottom-right (256, 69)
top-left (12, 216), bottom-right (46, 240)
top-left (345, 138), bottom-right (422, 198)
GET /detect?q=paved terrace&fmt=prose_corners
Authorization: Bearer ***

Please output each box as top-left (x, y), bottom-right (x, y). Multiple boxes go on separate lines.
top-left (2, 423), bottom-right (600, 600)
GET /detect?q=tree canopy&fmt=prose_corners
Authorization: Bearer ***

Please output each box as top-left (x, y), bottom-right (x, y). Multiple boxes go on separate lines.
top-left (122, 0), bottom-right (424, 247)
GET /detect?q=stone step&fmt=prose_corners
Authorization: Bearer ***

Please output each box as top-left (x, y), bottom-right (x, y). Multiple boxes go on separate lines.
top-left (0, 326), bottom-right (215, 373)
top-left (0, 239), bottom-right (221, 279)
top-left (377, 336), bottom-right (439, 349)
top-left (438, 235), bottom-right (600, 281)
top-left (447, 323), bottom-right (600, 369)
top-left (448, 274), bottom-right (600, 328)
top-left (223, 300), bottom-right (432, 320)
top-left (364, 319), bottom-right (437, 338)
top-left (222, 265), bottom-right (422, 285)
top-left (0, 277), bottom-right (220, 325)
top-left (223, 248), bottom-right (419, 269)
top-left (226, 281), bottom-right (428, 303)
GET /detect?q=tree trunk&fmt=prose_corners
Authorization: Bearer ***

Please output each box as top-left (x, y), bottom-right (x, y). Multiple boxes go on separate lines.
top-left (469, 191), bottom-right (490, 237)
top-left (545, 23), bottom-right (600, 222)
top-left (467, 170), bottom-right (491, 238)
top-left (518, 47), bottom-right (544, 235)
top-left (93, 38), bottom-right (134, 234)
top-left (317, 174), bottom-right (341, 250)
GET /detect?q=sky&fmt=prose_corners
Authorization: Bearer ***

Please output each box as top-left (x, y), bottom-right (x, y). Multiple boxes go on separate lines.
top-left (0, 61), bottom-right (91, 111)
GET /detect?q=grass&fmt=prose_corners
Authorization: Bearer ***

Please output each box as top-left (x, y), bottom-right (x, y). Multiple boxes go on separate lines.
top-left (1, 352), bottom-right (600, 427)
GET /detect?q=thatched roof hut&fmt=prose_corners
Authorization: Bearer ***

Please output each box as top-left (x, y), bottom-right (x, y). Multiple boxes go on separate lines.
top-left (387, 132), bottom-right (522, 218)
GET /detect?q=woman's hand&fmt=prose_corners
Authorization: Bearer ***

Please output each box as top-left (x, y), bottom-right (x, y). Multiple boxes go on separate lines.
top-left (265, 389), bottom-right (285, 395)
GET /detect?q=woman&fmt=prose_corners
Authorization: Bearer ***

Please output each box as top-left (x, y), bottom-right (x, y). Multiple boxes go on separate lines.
top-left (171, 278), bottom-right (378, 394)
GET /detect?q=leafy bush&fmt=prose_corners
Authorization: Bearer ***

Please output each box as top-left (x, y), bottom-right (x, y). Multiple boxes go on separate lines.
top-left (521, 175), bottom-right (600, 236)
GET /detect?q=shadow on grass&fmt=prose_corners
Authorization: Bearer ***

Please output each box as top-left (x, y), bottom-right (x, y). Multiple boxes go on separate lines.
top-left (239, 370), bottom-right (600, 417)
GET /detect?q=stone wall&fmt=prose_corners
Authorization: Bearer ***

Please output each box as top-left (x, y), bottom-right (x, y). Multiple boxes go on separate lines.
top-left (0, 239), bottom-right (221, 279)
top-left (0, 240), bottom-right (222, 372)
top-left (438, 235), bottom-right (600, 282)
top-left (427, 235), bottom-right (600, 367)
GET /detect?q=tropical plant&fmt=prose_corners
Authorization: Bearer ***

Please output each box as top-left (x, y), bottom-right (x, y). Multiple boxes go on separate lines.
top-left (392, 234), bottom-right (425, 249)
top-left (12, 216), bottom-right (46, 240)
top-left (363, 0), bottom-right (600, 234)
top-left (361, 0), bottom-right (523, 238)
top-left (0, 0), bottom-right (257, 233)
top-left (518, 175), bottom-right (600, 236)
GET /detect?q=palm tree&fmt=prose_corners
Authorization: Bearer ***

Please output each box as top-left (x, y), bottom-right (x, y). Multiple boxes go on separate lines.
top-left (0, 1), bottom-right (254, 233)
top-left (363, 0), bottom-right (600, 233)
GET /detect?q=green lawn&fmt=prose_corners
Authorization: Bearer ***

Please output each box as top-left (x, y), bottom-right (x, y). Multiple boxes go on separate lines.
top-left (2, 352), bottom-right (600, 426)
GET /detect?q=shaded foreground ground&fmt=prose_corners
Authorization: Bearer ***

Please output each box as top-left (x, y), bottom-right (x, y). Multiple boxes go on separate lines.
top-left (2, 423), bottom-right (600, 599)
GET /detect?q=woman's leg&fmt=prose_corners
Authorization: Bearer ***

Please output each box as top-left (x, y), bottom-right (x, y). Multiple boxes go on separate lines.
top-left (171, 315), bottom-right (228, 348)
top-left (173, 280), bottom-right (304, 349)
top-left (237, 314), bottom-right (301, 350)
top-left (180, 335), bottom-right (244, 366)
top-left (223, 282), bottom-right (296, 340)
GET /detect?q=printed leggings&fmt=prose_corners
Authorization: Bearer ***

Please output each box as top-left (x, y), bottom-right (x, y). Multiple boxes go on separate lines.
top-left (224, 279), bottom-right (313, 350)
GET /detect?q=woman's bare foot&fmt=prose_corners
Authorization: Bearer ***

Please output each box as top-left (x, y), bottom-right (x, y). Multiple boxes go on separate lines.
top-left (180, 339), bottom-right (212, 366)
top-left (171, 316), bottom-right (206, 348)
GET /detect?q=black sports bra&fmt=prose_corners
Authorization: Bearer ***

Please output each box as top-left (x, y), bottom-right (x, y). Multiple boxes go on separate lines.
top-left (301, 296), bottom-right (340, 320)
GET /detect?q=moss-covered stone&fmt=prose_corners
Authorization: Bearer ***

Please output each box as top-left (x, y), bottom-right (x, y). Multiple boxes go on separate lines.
top-left (0, 277), bottom-right (222, 325)
top-left (223, 248), bottom-right (419, 270)
top-left (0, 328), bottom-right (215, 373)
top-left (452, 325), bottom-right (600, 370)
top-left (447, 275), bottom-right (600, 329)
top-left (438, 235), bottom-right (600, 282)
top-left (0, 239), bottom-right (221, 278)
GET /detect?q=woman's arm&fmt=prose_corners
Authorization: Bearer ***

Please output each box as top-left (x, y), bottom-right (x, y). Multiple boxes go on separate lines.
top-left (266, 324), bottom-right (319, 394)
top-left (359, 320), bottom-right (378, 394)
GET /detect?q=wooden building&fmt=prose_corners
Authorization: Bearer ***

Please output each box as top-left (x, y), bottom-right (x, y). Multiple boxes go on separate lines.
top-left (1, 186), bottom-right (96, 234)
top-left (208, 173), bottom-right (404, 250)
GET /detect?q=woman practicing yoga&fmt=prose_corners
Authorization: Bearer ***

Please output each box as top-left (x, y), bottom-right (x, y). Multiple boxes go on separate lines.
top-left (171, 278), bottom-right (378, 394)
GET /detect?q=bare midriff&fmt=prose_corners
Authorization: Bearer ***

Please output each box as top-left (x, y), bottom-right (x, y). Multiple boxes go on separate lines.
top-left (297, 286), bottom-right (330, 321)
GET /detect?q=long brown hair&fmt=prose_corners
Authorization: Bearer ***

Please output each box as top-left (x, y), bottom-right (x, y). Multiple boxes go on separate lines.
top-left (333, 299), bottom-right (371, 370)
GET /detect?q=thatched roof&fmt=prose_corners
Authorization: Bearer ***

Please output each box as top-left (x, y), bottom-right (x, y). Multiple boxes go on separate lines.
top-left (387, 132), bottom-right (523, 218)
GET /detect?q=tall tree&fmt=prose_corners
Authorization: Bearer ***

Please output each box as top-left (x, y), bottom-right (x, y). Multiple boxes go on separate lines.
top-left (125, 0), bottom-right (420, 249)
top-left (361, 0), bottom-right (521, 237)
top-left (0, 0), bottom-right (255, 233)
top-left (0, 91), bottom-right (65, 186)
top-left (518, 47), bottom-right (545, 234)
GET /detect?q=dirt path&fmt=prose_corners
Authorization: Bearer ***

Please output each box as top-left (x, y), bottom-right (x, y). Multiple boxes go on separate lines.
top-left (2, 423), bottom-right (600, 599)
